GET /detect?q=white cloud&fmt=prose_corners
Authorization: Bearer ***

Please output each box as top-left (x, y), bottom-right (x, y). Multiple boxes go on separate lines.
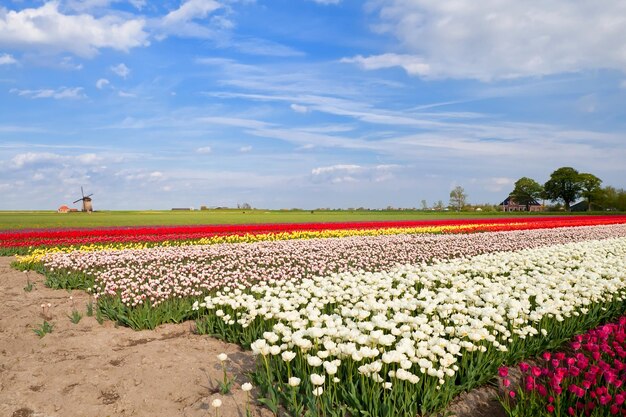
top-left (239, 145), bottom-right (252, 152)
top-left (111, 63), bottom-right (130, 78)
top-left (76, 153), bottom-right (101, 164)
top-left (0, 53), bottom-right (17, 65)
top-left (196, 116), bottom-right (272, 129)
top-left (10, 152), bottom-right (103, 168)
top-left (349, 1), bottom-right (626, 80)
top-left (10, 87), bottom-right (86, 99)
top-left (312, 164), bottom-right (361, 176)
top-left (95, 78), bottom-right (110, 89)
top-left (118, 90), bottom-right (137, 98)
top-left (231, 38), bottom-right (305, 57)
top-left (311, 164), bottom-right (399, 184)
top-left (11, 152), bottom-right (62, 168)
top-left (116, 169), bottom-right (166, 182)
top-left (341, 54), bottom-right (430, 77)
top-left (66, 0), bottom-right (145, 12)
top-left (0, 2), bottom-right (149, 57)
top-left (163, 0), bottom-right (222, 25)
top-left (480, 177), bottom-right (515, 193)
top-left (59, 56), bottom-right (83, 70)
top-left (196, 146), bottom-right (212, 154)
top-left (290, 103), bottom-right (310, 113)
top-left (129, 0), bottom-right (147, 9)
top-left (157, 0), bottom-right (222, 39)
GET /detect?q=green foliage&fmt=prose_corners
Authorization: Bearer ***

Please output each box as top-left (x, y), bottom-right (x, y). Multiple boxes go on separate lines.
top-left (33, 320), bottom-right (54, 338)
top-left (543, 167), bottom-right (583, 210)
top-left (97, 296), bottom-right (197, 330)
top-left (86, 300), bottom-right (94, 317)
top-left (44, 270), bottom-right (94, 291)
top-left (597, 186), bottom-right (626, 211)
top-left (578, 172), bottom-right (603, 211)
top-left (95, 307), bottom-right (104, 325)
top-left (23, 278), bottom-right (34, 292)
top-left (218, 363), bottom-right (236, 394)
top-left (509, 177), bottom-right (544, 210)
top-left (68, 309), bottom-right (82, 324)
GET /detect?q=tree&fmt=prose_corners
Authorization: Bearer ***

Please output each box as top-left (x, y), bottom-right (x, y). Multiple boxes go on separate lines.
top-left (543, 167), bottom-right (582, 210)
top-left (434, 200), bottom-right (444, 211)
top-left (509, 177), bottom-right (544, 211)
top-left (597, 186), bottom-right (626, 211)
top-left (420, 199), bottom-right (428, 210)
top-left (449, 186), bottom-right (467, 211)
top-left (578, 173), bottom-right (602, 211)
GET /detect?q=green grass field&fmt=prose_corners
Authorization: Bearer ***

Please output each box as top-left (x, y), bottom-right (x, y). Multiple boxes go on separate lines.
top-left (0, 209), bottom-right (599, 230)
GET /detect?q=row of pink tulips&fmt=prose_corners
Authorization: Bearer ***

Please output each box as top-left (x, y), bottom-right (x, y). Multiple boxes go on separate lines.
top-left (40, 224), bottom-right (626, 308)
top-left (501, 316), bottom-right (626, 416)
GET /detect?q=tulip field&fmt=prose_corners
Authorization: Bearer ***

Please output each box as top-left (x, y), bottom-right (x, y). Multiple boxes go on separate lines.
top-left (4, 215), bottom-right (626, 257)
top-left (5, 214), bottom-right (626, 416)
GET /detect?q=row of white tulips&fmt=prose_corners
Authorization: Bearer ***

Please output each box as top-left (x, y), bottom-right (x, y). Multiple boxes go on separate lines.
top-left (194, 237), bottom-right (626, 415)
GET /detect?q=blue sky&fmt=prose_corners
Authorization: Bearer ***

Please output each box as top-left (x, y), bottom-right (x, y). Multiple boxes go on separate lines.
top-left (1, 0), bottom-right (625, 210)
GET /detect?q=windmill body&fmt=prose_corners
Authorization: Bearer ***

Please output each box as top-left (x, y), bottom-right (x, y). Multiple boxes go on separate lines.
top-left (73, 187), bottom-right (94, 212)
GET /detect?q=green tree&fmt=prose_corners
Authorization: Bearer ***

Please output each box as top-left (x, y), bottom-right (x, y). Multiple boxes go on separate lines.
top-left (578, 173), bottom-right (602, 211)
top-left (543, 167), bottom-right (582, 210)
top-left (509, 177), bottom-right (544, 211)
top-left (449, 186), bottom-right (467, 211)
top-left (597, 186), bottom-right (626, 211)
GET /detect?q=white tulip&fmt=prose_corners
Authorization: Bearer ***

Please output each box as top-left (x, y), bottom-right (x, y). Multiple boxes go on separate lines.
top-left (310, 373), bottom-right (325, 386)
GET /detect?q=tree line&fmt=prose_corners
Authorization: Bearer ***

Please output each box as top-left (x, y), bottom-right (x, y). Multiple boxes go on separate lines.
top-left (444, 167), bottom-right (625, 212)
top-left (509, 167), bottom-right (625, 211)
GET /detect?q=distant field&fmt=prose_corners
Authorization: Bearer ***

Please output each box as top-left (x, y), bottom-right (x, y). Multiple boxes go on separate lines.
top-left (0, 209), bottom-right (606, 230)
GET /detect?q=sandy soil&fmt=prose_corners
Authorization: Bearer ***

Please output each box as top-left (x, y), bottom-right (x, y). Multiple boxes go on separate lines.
top-left (0, 257), bottom-right (506, 417)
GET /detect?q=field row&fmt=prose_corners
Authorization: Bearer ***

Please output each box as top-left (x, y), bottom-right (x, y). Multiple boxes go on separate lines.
top-left (194, 237), bottom-right (626, 416)
top-left (4, 215), bottom-right (625, 256)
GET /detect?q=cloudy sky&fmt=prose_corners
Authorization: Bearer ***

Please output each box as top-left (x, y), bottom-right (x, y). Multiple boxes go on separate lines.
top-left (1, 0), bottom-right (625, 210)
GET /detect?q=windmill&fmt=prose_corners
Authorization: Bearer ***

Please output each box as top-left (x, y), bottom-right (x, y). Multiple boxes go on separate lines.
top-left (73, 187), bottom-right (94, 212)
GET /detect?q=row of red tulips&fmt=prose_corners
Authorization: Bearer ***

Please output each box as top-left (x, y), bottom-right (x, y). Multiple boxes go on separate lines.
top-left (501, 316), bottom-right (626, 416)
top-left (1, 216), bottom-right (625, 251)
top-left (5, 215), bottom-right (626, 242)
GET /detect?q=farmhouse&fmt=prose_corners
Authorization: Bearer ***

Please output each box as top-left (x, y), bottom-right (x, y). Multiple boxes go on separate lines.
top-left (499, 196), bottom-right (543, 212)
top-left (57, 205), bottom-right (70, 213)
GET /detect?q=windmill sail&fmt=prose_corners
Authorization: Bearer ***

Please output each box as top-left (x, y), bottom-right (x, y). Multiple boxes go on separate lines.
top-left (72, 187), bottom-right (94, 212)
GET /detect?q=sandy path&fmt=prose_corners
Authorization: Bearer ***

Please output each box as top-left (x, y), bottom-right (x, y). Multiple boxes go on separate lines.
top-left (0, 257), bottom-right (504, 417)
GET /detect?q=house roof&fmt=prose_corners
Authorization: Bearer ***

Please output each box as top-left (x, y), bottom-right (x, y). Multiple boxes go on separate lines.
top-left (499, 196), bottom-right (541, 206)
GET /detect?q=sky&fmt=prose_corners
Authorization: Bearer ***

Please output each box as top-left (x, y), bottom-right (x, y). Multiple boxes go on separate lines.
top-left (1, 0), bottom-right (625, 210)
